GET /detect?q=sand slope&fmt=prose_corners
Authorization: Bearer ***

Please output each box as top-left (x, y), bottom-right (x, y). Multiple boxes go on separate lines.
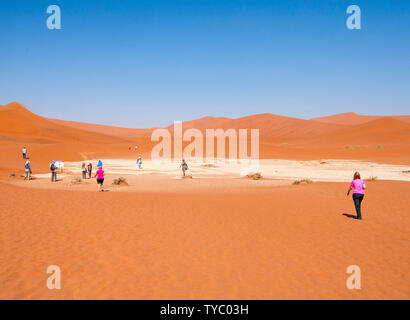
top-left (168, 113), bottom-right (346, 138)
top-left (312, 112), bottom-right (410, 126)
top-left (0, 180), bottom-right (408, 299)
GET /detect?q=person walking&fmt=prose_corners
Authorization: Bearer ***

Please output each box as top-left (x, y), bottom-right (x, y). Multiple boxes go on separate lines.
top-left (50, 160), bottom-right (57, 182)
top-left (347, 172), bottom-right (366, 220)
top-left (22, 147), bottom-right (27, 159)
top-left (24, 160), bottom-right (31, 180)
top-left (87, 162), bottom-right (93, 179)
top-left (97, 160), bottom-right (103, 168)
top-left (180, 159), bottom-right (188, 177)
top-left (94, 166), bottom-right (105, 192)
top-left (137, 157), bottom-right (142, 169)
top-left (82, 163), bottom-right (87, 180)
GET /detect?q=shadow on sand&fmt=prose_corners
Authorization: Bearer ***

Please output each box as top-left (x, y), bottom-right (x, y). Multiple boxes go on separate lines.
top-left (342, 213), bottom-right (358, 220)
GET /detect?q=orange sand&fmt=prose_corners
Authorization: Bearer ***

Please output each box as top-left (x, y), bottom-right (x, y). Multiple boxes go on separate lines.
top-left (0, 180), bottom-right (409, 299)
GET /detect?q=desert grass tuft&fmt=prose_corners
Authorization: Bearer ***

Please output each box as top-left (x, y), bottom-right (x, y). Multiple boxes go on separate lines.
top-left (293, 179), bottom-right (313, 185)
top-left (247, 173), bottom-right (262, 180)
top-left (201, 164), bottom-right (217, 168)
top-left (71, 177), bottom-right (82, 184)
top-left (112, 177), bottom-right (128, 185)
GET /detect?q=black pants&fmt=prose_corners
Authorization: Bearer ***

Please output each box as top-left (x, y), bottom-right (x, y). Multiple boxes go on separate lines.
top-left (353, 193), bottom-right (364, 220)
top-left (51, 171), bottom-right (57, 182)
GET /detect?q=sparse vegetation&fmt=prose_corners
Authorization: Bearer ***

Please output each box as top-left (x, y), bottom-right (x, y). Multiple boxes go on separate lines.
top-left (367, 176), bottom-right (378, 181)
top-left (354, 145), bottom-right (361, 149)
top-left (9, 173), bottom-right (15, 177)
top-left (71, 177), bottom-right (82, 184)
top-left (345, 145), bottom-right (352, 150)
top-left (201, 164), bottom-right (217, 168)
top-left (112, 177), bottom-right (128, 185)
top-left (403, 170), bottom-right (410, 174)
top-left (246, 173), bottom-right (262, 180)
top-left (293, 179), bottom-right (313, 185)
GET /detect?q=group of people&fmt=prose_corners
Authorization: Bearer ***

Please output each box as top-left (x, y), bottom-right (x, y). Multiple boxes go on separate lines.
top-left (81, 162), bottom-right (93, 179)
top-left (20, 147), bottom-right (366, 219)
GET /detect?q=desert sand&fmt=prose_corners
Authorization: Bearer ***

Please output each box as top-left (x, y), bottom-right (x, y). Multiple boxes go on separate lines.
top-left (0, 102), bottom-right (409, 299)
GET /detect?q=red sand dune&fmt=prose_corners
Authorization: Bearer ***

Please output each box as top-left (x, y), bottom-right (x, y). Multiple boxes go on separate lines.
top-left (0, 103), bottom-right (153, 173)
top-left (50, 118), bottom-right (153, 138)
top-left (168, 113), bottom-right (346, 138)
top-left (0, 102), bottom-right (128, 144)
top-left (312, 112), bottom-right (410, 126)
top-left (1, 102), bottom-right (410, 171)
top-left (310, 118), bottom-right (410, 145)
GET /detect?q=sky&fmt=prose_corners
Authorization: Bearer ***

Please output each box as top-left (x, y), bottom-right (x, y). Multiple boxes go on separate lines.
top-left (0, 0), bottom-right (409, 127)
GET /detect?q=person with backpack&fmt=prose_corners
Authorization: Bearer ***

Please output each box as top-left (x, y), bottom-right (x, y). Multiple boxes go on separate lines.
top-left (22, 147), bottom-right (27, 159)
top-left (24, 160), bottom-right (31, 180)
top-left (87, 163), bottom-right (93, 179)
top-left (347, 171), bottom-right (366, 220)
top-left (50, 161), bottom-right (57, 182)
top-left (180, 159), bottom-right (188, 177)
top-left (94, 166), bottom-right (105, 192)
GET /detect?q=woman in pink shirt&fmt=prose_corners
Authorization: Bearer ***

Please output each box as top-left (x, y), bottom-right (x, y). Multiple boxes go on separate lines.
top-left (94, 166), bottom-right (105, 192)
top-left (347, 172), bottom-right (366, 220)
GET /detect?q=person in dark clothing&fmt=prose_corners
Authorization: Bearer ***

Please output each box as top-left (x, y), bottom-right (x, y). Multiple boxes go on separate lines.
top-left (50, 161), bottom-right (57, 182)
top-left (347, 172), bottom-right (366, 220)
top-left (87, 163), bottom-right (93, 179)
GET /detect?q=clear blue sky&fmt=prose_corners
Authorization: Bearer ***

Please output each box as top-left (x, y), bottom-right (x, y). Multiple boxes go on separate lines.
top-left (1, 0), bottom-right (409, 127)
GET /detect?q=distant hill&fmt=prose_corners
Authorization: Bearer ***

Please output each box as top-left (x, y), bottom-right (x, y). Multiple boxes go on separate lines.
top-left (312, 112), bottom-right (410, 126)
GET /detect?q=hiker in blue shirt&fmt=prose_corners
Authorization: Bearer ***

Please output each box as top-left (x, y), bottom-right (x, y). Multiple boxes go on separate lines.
top-left (24, 160), bottom-right (31, 180)
top-left (97, 160), bottom-right (103, 168)
top-left (22, 147), bottom-right (27, 159)
top-left (137, 157), bottom-right (142, 169)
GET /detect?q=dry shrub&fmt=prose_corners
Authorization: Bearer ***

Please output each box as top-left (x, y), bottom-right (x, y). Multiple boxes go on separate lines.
top-left (247, 173), bottom-right (262, 180)
top-left (71, 177), bottom-right (82, 184)
top-left (293, 179), bottom-right (313, 185)
top-left (112, 177), bottom-right (128, 185)
top-left (201, 164), bottom-right (217, 168)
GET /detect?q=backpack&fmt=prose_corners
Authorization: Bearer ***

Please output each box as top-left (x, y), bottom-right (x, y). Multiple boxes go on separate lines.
top-left (25, 163), bottom-right (30, 170)
top-left (50, 163), bottom-right (56, 171)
